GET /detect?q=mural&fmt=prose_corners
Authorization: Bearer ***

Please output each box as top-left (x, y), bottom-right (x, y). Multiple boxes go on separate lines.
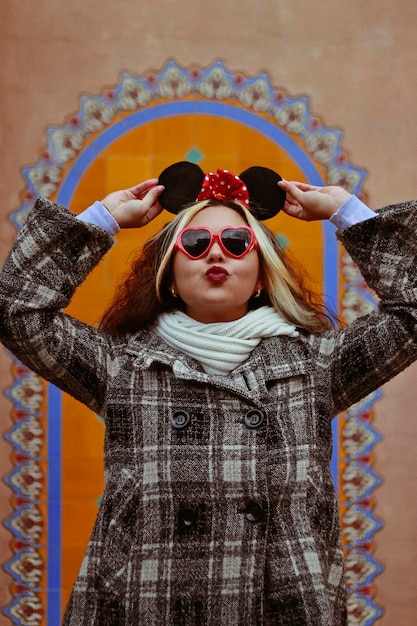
top-left (2, 60), bottom-right (382, 624)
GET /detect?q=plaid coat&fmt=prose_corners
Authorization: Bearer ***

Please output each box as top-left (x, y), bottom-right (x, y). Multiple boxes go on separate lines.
top-left (1, 198), bottom-right (417, 625)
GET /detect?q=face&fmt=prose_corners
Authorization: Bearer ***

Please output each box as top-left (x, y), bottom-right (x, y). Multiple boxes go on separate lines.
top-left (171, 205), bottom-right (264, 323)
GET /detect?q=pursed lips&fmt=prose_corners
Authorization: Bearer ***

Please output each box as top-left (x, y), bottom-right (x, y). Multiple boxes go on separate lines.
top-left (205, 266), bottom-right (229, 282)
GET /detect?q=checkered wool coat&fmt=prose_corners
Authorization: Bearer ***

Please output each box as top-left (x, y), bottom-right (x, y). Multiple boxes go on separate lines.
top-left (1, 198), bottom-right (417, 626)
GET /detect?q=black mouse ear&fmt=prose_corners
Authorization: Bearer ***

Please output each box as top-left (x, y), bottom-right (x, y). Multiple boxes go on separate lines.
top-left (158, 162), bottom-right (205, 214)
top-left (239, 166), bottom-right (286, 220)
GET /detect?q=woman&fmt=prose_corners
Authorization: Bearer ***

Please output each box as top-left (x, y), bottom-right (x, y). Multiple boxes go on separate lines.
top-left (1, 164), bottom-right (417, 625)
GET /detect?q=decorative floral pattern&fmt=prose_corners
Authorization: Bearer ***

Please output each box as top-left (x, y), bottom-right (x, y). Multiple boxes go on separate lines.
top-left (196, 65), bottom-right (235, 100)
top-left (3, 363), bottom-right (46, 625)
top-left (118, 74), bottom-right (153, 110)
top-left (3, 60), bottom-right (381, 624)
top-left (340, 252), bottom-right (384, 623)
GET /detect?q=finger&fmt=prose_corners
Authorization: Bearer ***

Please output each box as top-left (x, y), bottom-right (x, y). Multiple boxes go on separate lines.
top-left (283, 195), bottom-right (301, 207)
top-left (279, 182), bottom-right (307, 204)
top-left (281, 203), bottom-right (303, 219)
top-left (279, 180), bottom-right (320, 193)
top-left (127, 179), bottom-right (160, 198)
top-left (141, 185), bottom-right (165, 208)
top-left (145, 203), bottom-right (164, 224)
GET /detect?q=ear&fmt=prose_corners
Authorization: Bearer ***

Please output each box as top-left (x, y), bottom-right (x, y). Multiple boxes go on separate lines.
top-left (256, 269), bottom-right (265, 294)
top-left (256, 279), bottom-right (265, 293)
top-left (239, 166), bottom-right (286, 220)
top-left (158, 162), bottom-right (205, 214)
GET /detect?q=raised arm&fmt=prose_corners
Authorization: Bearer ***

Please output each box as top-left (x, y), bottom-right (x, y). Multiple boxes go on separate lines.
top-left (320, 199), bottom-right (417, 415)
top-left (277, 180), bottom-right (417, 414)
top-left (0, 198), bottom-right (117, 413)
top-left (0, 181), bottom-right (165, 414)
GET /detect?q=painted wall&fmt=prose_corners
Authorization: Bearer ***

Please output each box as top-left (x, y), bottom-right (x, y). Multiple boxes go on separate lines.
top-left (1, 1), bottom-right (417, 623)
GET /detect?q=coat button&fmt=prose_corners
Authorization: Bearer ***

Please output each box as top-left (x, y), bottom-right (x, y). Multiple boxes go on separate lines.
top-left (244, 409), bottom-right (265, 429)
top-left (178, 506), bottom-right (198, 529)
top-left (171, 410), bottom-right (191, 429)
top-left (244, 500), bottom-right (264, 523)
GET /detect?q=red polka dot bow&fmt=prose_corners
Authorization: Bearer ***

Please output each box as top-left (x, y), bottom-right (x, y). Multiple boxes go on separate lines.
top-left (196, 169), bottom-right (250, 207)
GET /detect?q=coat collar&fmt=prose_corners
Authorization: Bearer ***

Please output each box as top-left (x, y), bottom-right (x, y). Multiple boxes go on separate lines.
top-left (126, 329), bottom-right (313, 403)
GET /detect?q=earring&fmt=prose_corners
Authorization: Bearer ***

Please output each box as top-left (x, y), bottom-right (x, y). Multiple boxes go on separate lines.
top-left (171, 287), bottom-right (178, 298)
top-left (253, 288), bottom-right (262, 298)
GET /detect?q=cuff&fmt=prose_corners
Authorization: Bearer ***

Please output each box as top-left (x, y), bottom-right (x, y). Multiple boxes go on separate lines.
top-left (77, 201), bottom-right (120, 235)
top-left (329, 195), bottom-right (377, 230)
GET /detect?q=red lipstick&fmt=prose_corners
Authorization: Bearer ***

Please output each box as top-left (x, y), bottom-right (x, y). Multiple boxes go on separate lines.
top-left (205, 266), bottom-right (229, 282)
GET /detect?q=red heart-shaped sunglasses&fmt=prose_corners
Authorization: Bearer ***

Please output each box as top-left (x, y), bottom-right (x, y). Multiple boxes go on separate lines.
top-left (175, 225), bottom-right (258, 260)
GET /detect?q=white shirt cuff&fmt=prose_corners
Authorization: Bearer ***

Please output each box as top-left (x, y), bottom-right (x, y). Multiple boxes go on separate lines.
top-left (329, 195), bottom-right (377, 230)
top-left (77, 201), bottom-right (120, 235)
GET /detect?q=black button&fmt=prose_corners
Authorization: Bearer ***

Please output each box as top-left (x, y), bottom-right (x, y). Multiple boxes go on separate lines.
top-left (178, 506), bottom-right (198, 529)
top-left (244, 501), bottom-right (264, 523)
top-left (171, 410), bottom-right (191, 429)
top-left (244, 409), bottom-right (265, 429)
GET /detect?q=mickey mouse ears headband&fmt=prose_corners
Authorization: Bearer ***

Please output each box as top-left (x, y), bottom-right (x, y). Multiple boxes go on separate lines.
top-left (158, 161), bottom-right (286, 220)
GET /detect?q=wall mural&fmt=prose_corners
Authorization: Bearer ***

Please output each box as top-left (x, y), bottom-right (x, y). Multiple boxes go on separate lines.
top-left (3, 60), bottom-right (383, 624)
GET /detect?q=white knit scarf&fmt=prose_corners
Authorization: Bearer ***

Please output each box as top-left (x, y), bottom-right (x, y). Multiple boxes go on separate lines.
top-left (153, 306), bottom-right (299, 376)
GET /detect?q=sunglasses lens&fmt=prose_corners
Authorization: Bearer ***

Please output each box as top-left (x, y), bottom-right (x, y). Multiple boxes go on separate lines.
top-left (181, 229), bottom-right (211, 257)
top-left (221, 229), bottom-right (252, 256)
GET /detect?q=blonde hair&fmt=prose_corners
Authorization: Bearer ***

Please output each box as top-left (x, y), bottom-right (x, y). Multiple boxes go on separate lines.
top-left (99, 199), bottom-right (333, 334)
top-left (244, 210), bottom-right (333, 332)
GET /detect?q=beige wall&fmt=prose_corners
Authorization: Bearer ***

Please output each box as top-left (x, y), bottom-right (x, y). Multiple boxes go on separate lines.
top-left (1, 1), bottom-right (417, 623)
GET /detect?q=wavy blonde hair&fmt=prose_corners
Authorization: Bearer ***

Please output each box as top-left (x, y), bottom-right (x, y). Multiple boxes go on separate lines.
top-left (99, 199), bottom-right (334, 334)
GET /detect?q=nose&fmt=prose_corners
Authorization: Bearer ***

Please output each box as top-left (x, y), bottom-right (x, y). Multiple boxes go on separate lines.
top-left (206, 239), bottom-right (225, 261)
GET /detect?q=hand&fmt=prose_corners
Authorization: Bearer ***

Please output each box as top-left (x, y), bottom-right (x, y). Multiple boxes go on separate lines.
top-left (278, 180), bottom-right (351, 221)
top-left (101, 179), bottom-right (165, 228)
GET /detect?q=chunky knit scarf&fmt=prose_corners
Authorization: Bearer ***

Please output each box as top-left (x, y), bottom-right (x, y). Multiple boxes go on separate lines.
top-left (154, 306), bottom-right (299, 376)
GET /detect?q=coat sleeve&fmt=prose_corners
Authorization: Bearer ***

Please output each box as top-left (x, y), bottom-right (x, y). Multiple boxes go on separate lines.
top-left (0, 197), bottom-right (117, 414)
top-left (322, 200), bottom-right (417, 416)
